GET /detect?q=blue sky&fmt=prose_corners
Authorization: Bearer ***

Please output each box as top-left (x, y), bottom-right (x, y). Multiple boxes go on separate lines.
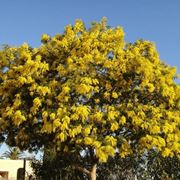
top-left (0, 0), bottom-right (180, 69)
top-left (0, 0), bottom-right (180, 156)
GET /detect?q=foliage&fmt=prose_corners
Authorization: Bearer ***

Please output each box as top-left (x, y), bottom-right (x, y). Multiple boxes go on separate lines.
top-left (0, 18), bottom-right (179, 178)
top-left (31, 150), bottom-right (180, 180)
top-left (99, 152), bottom-right (180, 180)
top-left (31, 154), bottom-right (83, 180)
top-left (2, 147), bottom-right (24, 159)
top-left (136, 150), bottom-right (180, 180)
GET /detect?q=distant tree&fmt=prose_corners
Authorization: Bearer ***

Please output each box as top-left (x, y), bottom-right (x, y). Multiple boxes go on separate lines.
top-left (2, 147), bottom-right (24, 160)
top-left (0, 18), bottom-right (179, 179)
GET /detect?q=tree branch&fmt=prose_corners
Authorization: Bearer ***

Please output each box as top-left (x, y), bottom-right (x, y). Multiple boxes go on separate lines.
top-left (73, 165), bottom-right (90, 175)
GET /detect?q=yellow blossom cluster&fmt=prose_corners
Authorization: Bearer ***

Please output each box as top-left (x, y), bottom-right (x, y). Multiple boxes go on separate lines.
top-left (0, 18), bottom-right (179, 162)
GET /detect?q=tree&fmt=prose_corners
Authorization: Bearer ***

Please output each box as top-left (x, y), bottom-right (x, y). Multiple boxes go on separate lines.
top-left (97, 151), bottom-right (180, 180)
top-left (2, 147), bottom-right (24, 160)
top-left (31, 150), bottom-right (180, 179)
top-left (136, 150), bottom-right (180, 180)
top-left (0, 18), bottom-right (179, 179)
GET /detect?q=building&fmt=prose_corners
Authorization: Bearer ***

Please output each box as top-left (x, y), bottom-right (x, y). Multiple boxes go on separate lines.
top-left (0, 159), bottom-right (33, 180)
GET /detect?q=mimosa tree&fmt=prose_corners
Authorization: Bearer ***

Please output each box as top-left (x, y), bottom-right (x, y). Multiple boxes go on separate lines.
top-left (0, 18), bottom-right (179, 180)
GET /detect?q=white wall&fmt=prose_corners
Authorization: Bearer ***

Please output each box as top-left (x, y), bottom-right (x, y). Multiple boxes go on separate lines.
top-left (0, 159), bottom-right (33, 180)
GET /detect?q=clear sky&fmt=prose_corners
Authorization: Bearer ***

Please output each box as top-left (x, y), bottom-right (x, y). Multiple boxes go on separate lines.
top-left (0, 0), bottom-right (180, 155)
top-left (0, 0), bottom-right (180, 69)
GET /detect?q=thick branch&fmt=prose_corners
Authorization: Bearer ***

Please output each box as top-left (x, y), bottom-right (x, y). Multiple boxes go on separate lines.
top-left (89, 164), bottom-right (97, 180)
top-left (91, 164), bottom-right (97, 175)
top-left (74, 165), bottom-right (90, 175)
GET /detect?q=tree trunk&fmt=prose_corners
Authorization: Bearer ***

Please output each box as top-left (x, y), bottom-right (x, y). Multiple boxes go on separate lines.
top-left (89, 164), bottom-right (97, 180)
top-left (74, 163), bottom-right (97, 180)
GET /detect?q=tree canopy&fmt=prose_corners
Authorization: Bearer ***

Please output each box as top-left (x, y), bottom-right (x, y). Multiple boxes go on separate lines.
top-left (0, 18), bottom-right (179, 179)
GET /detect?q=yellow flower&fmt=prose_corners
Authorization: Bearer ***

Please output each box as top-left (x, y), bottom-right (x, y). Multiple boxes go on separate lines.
top-left (110, 122), bottom-right (119, 131)
top-left (75, 106), bottom-right (90, 121)
top-left (112, 92), bottom-right (118, 98)
top-left (94, 99), bottom-right (100, 103)
top-left (105, 136), bottom-right (117, 147)
top-left (13, 110), bottom-right (26, 126)
top-left (157, 137), bottom-right (166, 147)
top-left (103, 145), bottom-right (115, 156)
top-left (53, 119), bottom-right (61, 128)
top-left (83, 127), bottom-right (91, 136)
top-left (74, 19), bottom-right (84, 32)
top-left (108, 110), bottom-right (119, 120)
top-left (147, 83), bottom-right (155, 92)
top-left (42, 111), bottom-right (48, 119)
top-left (119, 116), bottom-right (126, 125)
top-left (96, 147), bottom-right (108, 162)
top-left (93, 141), bottom-right (101, 148)
top-left (172, 142), bottom-right (179, 151)
top-left (163, 123), bottom-right (174, 133)
top-left (84, 137), bottom-right (93, 145)
top-left (93, 112), bottom-right (103, 121)
top-left (149, 125), bottom-right (160, 134)
top-left (33, 97), bottom-right (41, 107)
top-left (58, 132), bottom-right (66, 142)
top-left (5, 107), bottom-right (14, 117)
top-left (50, 113), bottom-right (56, 120)
top-left (35, 55), bottom-right (42, 61)
top-left (119, 142), bottom-right (132, 158)
top-left (42, 122), bottom-right (52, 133)
top-left (62, 86), bottom-right (70, 93)
top-left (76, 84), bottom-right (91, 94)
top-left (18, 76), bottom-right (27, 84)
top-left (162, 148), bottom-right (171, 157)
top-left (41, 34), bottom-right (50, 42)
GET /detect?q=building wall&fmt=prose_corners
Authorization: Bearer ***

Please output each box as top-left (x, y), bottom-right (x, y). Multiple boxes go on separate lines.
top-left (0, 159), bottom-right (33, 180)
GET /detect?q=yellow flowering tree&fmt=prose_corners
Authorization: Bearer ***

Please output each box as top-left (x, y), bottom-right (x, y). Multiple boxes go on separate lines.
top-left (0, 18), bottom-right (180, 180)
